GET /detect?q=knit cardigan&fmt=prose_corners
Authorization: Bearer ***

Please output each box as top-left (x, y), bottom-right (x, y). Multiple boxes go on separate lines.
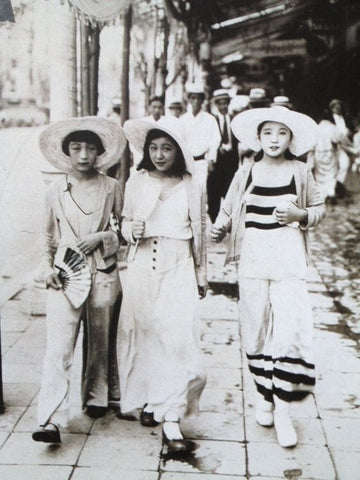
top-left (215, 159), bottom-right (326, 265)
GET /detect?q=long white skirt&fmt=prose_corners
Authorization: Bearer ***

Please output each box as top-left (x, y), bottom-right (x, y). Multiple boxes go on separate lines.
top-left (119, 237), bottom-right (206, 422)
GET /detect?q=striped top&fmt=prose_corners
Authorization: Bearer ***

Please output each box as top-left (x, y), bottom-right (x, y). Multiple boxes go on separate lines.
top-left (245, 173), bottom-right (297, 230)
top-left (239, 172), bottom-right (307, 280)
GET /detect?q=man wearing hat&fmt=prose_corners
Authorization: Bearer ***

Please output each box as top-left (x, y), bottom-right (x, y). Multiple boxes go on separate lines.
top-left (167, 97), bottom-right (184, 119)
top-left (207, 89), bottom-right (239, 223)
top-left (108, 97), bottom-right (122, 124)
top-left (271, 96), bottom-right (293, 110)
top-left (249, 88), bottom-right (269, 109)
top-left (328, 98), bottom-right (354, 197)
top-left (179, 83), bottom-right (221, 190)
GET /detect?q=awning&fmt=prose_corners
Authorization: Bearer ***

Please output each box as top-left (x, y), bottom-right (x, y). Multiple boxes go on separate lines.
top-left (66, 0), bottom-right (131, 25)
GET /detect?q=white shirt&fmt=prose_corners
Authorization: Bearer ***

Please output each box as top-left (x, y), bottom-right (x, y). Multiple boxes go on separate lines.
top-left (179, 110), bottom-right (221, 161)
top-left (332, 114), bottom-right (347, 137)
top-left (218, 113), bottom-right (232, 150)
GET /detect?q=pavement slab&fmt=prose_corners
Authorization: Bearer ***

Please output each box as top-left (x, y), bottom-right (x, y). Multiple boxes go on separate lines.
top-left (199, 388), bottom-right (243, 414)
top-left (205, 367), bottom-right (242, 390)
top-left (160, 439), bottom-right (246, 476)
top-left (0, 406), bottom-right (27, 432)
top-left (1, 362), bottom-right (42, 383)
top-left (14, 405), bottom-right (93, 434)
top-left (78, 434), bottom-right (162, 470)
top-left (161, 474), bottom-right (246, 480)
top-left (92, 411), bottom-right (161, 438)
top-left (1, 382), bottom-right (39, 407)
top-left (321, 416), bottom-right (360, 451)
top-left (329, 448), bottom-right (360, 480)
top-left (316, 372), bottom-right (360, 418)
top-left (0, 432), bottom-right (87, 465)
top-left (72, 467), bottom-right (159, 480)
top-left (0, 465), bottom-right (73, 480)
top-left (201, 345), bottom-right (242, 369)
top-left (181, 411), bottom-right (244, 442)
top-left (247, 443), bottom-right (336, 479)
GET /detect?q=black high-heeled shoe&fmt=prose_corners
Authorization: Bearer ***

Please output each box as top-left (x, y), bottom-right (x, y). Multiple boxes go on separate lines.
top-left (162, 421), bottom-right (187, 453)
top-left (140, 404), bottom-right (159, 427)
top-left (32, 423), bottom-right (61, 443)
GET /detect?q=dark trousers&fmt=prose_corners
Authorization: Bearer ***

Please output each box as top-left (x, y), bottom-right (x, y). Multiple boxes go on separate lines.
top-left (207, 150), bottom-right (238, 223)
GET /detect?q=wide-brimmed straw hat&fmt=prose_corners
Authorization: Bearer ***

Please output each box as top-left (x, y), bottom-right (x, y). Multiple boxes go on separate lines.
top-left (39, 116), bottom-right (127, 172)
top-left (124, 118), bottom-right (195, 175)
top-left (231, 106), bottom-right (318, 157)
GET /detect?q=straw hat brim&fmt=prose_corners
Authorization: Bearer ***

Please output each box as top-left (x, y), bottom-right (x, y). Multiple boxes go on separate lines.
top-left (213, 94), bottom-right (231, 103)
top-left (230, 106), bottom-right (318, 156)
top-left (123, 118), bottom-right (195, 175)
top-left (39, 116), bottom-right (127, 172)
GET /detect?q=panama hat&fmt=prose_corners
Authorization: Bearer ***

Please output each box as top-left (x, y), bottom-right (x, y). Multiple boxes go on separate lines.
top-left (231, 106), bottom-right (318, 157)
top-left (229, 95), bottom-right (249, 113)
top-left (185, 83), bottom-right (205, 96)
top-left (123, 118), bottom-right (195, 175)
top-left (212, 89), bottom-right (231, 103)
top-left (166, 97), bottom-right (183, 109)
top-left (271, 96), bottom-right (293, 109)
top-left (39, 116), bottom-right (127, 172)
top-left (249, 87), bottom-right (269, 107)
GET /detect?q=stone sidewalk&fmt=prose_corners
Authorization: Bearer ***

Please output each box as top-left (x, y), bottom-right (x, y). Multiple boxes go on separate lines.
top-left (0, 237), bottom-right (359, 480)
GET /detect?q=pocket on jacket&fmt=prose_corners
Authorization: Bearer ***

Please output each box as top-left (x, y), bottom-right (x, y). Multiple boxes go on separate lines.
top-left (90, 268), bottom-right (121, 308)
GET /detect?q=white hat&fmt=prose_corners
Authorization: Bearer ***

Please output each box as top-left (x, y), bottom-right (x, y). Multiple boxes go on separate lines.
top-left (229, 95), bottom-right (249, 112)
top-left (212, 89), bottom-right (231, 102)
top-left (249, 88), bottom-right (266, 100)
top-left (123, 118), bottom-right (195, 175)
top-left (185, 83), bottom-right (205, 95)
top-left (39, 116), bottom-right (127, 172)
top-left (167, 96), bottom-right (183, 109)
top-left (220, 78), bottom-right (232, 89)
top-left (111, 97), bottom-right (121, 106)
top-left (271, 96), bottom-right (293, 109)
top-left (231, 106), bottom-right (318, 157)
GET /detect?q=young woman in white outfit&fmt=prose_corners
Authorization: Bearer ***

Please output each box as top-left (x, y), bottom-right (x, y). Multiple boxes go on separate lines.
top-left (119, 120), bottom-right (208, 452)
top-left (211, 107), bottom-right (326, 448)
top-left (33, 117), bottom-right (126, 443)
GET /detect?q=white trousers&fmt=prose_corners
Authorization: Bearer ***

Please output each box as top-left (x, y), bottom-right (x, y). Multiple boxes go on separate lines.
top-left (239, 277), bottom-right (315, 404)
top-left (193, 159), bottom-right (208, 192)
top-left (37, 271), bottom-right (120, 427)
top-left (336, 148), bottom-right (350, 184)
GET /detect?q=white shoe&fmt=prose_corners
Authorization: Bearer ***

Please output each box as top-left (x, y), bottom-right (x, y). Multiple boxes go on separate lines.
top-left (274, 410), bottom-right (297, 447)
top-left (255, 400), bottom-right (274, 427)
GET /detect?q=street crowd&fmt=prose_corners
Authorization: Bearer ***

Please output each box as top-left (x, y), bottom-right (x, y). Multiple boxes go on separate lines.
top-left (30, 81), bottom-right (357, 455)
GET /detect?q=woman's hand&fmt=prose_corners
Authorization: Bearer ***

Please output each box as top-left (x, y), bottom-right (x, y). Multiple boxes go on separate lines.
top-left (132, 219), bottom-right (145, 240)
top-left (77, 233), bottom-right (103, 255)
top-left (198, 284), bottom-right (208, 299)
top-left (210, 224), bottom-right (227, 242)
top-left (46, 273), bottom-right (63, 290)
top-left (273, 202), bottom-right (307, 225)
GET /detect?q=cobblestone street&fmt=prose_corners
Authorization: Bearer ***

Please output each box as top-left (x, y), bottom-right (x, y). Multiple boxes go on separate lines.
top-left (0, 127), bottom-right (360, 479)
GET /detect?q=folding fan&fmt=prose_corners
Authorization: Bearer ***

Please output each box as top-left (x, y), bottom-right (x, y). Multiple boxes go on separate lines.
top-left (55, 247), bottom-right (91, 309)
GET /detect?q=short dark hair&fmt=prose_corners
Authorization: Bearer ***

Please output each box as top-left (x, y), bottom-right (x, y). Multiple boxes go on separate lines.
top-left (149, 95), bottom-right (164, 105)
top-left (62, 130), bottom-right (105, 156)
top-left (255, 121), bottom-right (295, 161)
top-left (137, 129), bottom-right (187, 176)
top-left (188, 92), bottom-right (205, 101)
